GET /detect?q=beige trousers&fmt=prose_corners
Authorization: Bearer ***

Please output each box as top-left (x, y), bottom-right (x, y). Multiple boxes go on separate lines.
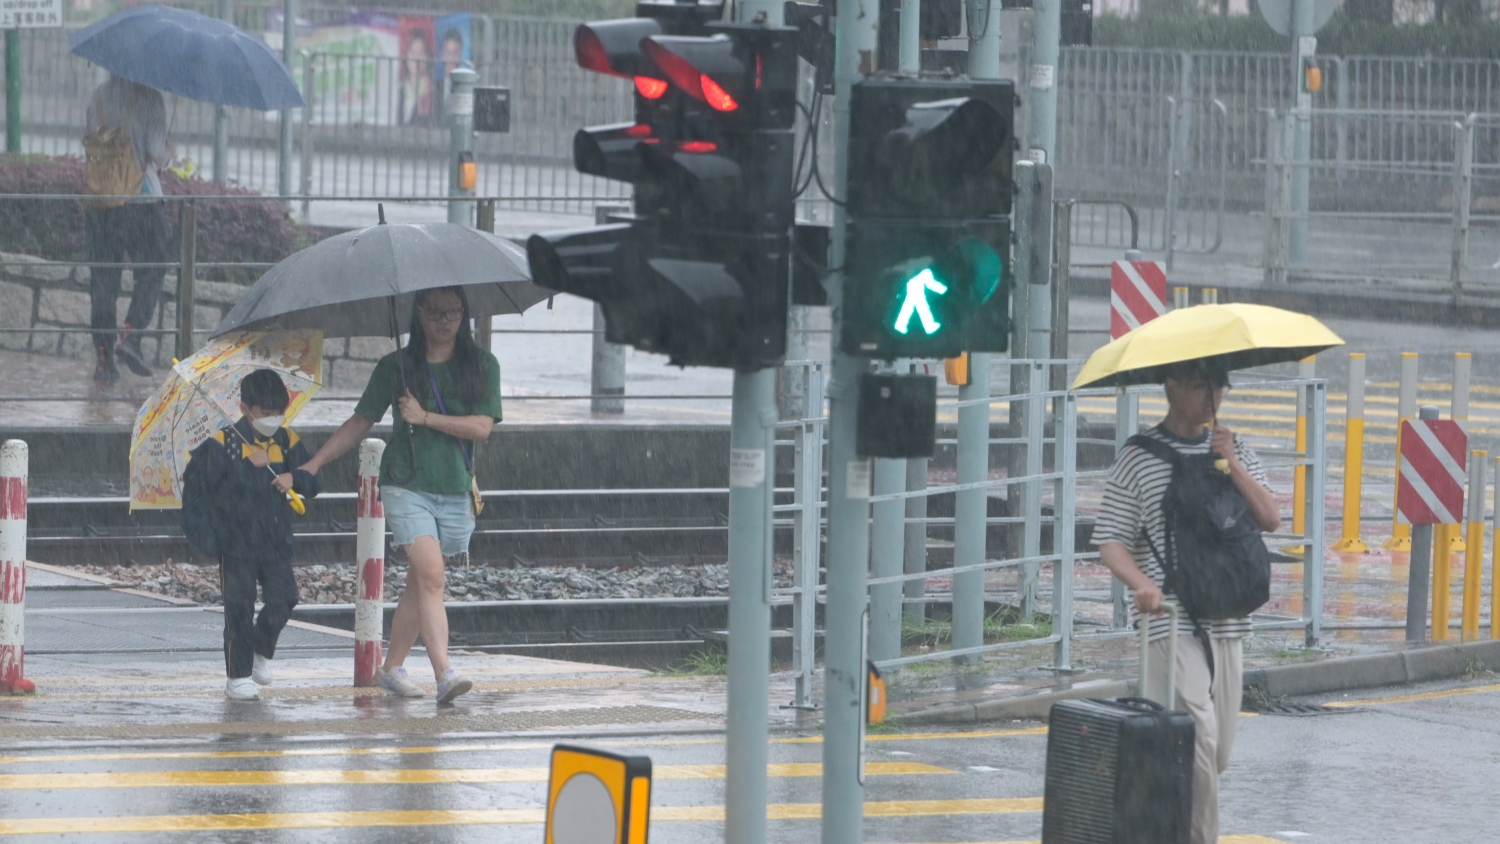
top-left (1143, 634), bottom-right (1244, 844)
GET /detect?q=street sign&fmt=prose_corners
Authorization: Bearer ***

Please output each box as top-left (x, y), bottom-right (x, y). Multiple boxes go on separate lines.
top-left (1256, 0), bottom-right (1337, 38)
top-left (1397, 419), bottom-right (1468, 525)
top-left (0, 0), bottom-right (62, 29)
top-left (1109, 259), bottom-right (1167, 340)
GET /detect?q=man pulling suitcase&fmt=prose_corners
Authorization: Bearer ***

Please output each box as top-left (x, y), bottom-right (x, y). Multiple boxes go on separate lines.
top-left (1078, 361), bottom-right (1281, 844)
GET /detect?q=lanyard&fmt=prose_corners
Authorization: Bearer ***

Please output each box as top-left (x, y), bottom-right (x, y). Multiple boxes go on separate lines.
top-left (427, 372), bottom-right (474, 473)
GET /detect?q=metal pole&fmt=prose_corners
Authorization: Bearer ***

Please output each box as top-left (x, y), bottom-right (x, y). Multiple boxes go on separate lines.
top-left (1387, 352), bottom-right (1419, 551)
top-left (212, 0), bottom-right (232, 182)
top-left (1289, 2), bottom-right (1314, 267)
top-left (590, 205), bottom-right (629, 415)
top-left (1451, 116), bottom-right (1474, 294)
top-left (1305, 379), bottom-right (1326, 647)
top-left (898, 0), bottom-right (920, 73)
top-left (176, 200), bottom-right (196, 361)
top-left (870, 449), bottom-right (905, 665)
top-left (1462, 450), bottom-right (1486, 642)
top-left (0, 440), bottom-right (27, 694)
top-left (4, 29), bottom-right (19, 154)
top-left (475, 200), bottom-right (496, 354)
top-left (903, 440), bottom-right (928, 630)
top-left (952, 350), bottom-right (990, 658)
top-left (1053, 391), bottom-right (1077, 668)
top-left (823, 0), bottom-right (880, 837)
top-left (1111, 387), bottom-right (1137, 628)
top-left (1405, 405), bottom-right (1440, 643)
top-left (792, 363), bottom-right (824, 710)
top-left (354, 438), bottom-right (386, 687)
top-left (448, 67), bottom-right (476, 227)
top-left (277, 0), bottom-right (296, 199)
top-left (781, 306), bottom-right (809, 420)
top-left (299, 52), bottom-right (314, 221)
top-left (1333, 353), bottom-right (1368, 552)
top-left (1027, 0), bottom-right (1059, 164)
top-left (1165, 95), bottom-right (1180, 271)
top-left (726, 368), bottom-right (775, 844)
top-left (1020, 361), bottom-right (1046, 620)
top-left (1292, 356), bottom-right (1313, 552)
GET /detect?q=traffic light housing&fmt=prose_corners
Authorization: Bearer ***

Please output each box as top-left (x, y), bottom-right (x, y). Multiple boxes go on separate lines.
top-left (527, 3), bottom-right (798, 371)
top-left (841, 78), bottom-right (1015, 360)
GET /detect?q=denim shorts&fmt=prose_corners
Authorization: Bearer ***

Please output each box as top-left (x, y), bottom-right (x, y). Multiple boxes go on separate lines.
top-left (381, 486), bottom-right (475, 559)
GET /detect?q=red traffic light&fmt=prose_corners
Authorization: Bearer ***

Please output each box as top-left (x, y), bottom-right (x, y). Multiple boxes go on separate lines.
top-left (576, 19), bottom-right (671, 94)
top-left (642, 34), bottom-right (743, 112)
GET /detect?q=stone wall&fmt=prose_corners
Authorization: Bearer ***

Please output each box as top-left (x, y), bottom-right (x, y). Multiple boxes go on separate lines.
top-left (1, 251), bottom-right (387, 389)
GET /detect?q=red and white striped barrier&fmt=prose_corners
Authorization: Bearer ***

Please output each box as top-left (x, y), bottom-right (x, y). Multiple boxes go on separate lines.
top-left (1, 440), bottom-right (30, 695)
top-left (1109, 259), bottom-right (1168, 339)
top-left (354, 438), bottom-right (387, 687)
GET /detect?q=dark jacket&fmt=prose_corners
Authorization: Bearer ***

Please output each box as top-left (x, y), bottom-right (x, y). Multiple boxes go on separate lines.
top-left (180, 417), bottom-right (320, 563)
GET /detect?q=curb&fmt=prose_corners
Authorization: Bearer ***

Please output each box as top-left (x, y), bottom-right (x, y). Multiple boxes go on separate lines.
top-left (899, 640), bottom-right (1500, 725)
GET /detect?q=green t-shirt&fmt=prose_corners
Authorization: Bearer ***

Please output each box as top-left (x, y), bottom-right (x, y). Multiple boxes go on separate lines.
top-left (354, 350), bottom-right (503, 495)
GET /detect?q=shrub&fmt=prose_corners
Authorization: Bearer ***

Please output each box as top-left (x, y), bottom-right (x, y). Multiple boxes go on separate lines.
top-left (0, 154), bottom-right (302, 283)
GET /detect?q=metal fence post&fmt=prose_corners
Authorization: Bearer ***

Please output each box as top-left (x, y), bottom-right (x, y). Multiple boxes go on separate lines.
top-left (1020, 361), bottom-right (1047, 621)
top-left (1406, 405), bottom-right (1441, 643)
top-left (277, 0), bottom-right (296, 200)
top-left (869, 450), bottom-right (905, 664)
top-left (212, 0), bottom-right (233, 182)
top-left (1053, 390), bottom-right (1077, 669)
top-left (1111, 387), bottom-right (1137, 628)
top-left (176, 200), bottom-right (196, 362)
top-left (299, 52), bottom-right (314, 221)
top-left (1333, 352), bottom-right (1369, 552)
top-left (1450, 115), bottom-right (1474, 295)
top-left (903, 444), bottom-right (928, 630)
top-left (952, 351), bottom-right (991, 659)
top-left (4, 29), bottom-right (20, 153)
top-left (1305, 379), bottom-right (1327, 647)
top-left (1165, 94), bottom-right (1180, 272)
top-left (791, 362), bottom-right (823, 710)
top-left (590, 205), bottom-right (628, 414)
top-left (1333, 56), bottom-right (1348, 188)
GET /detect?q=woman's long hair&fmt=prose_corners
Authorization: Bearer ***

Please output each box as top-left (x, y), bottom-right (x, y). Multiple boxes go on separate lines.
top-left (399, 286), bottom-right (490, 411)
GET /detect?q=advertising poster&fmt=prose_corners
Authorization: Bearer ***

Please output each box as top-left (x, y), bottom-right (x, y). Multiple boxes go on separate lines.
top-left (397, 15), bottom-right (438, 125)
top-left (265, 11), bottom-right (400, 125)
top-left (433, 13), bottom-right (471, 113)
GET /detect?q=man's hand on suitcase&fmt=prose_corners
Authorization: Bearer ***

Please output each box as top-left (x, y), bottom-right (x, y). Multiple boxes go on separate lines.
top-left (1133, 583), bottom-right (1165, 615)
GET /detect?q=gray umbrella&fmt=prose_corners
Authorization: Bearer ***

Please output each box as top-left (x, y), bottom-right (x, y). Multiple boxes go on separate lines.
top-left (212, 217), bottom-right (554, 339)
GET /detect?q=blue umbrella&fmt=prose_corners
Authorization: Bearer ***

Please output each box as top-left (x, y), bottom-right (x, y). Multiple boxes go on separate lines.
top-left (69, 4), bottom-right (304, 111)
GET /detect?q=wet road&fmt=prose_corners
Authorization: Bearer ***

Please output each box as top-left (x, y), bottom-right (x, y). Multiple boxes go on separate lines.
top-left (5, 676), bottom-right (1499, 842)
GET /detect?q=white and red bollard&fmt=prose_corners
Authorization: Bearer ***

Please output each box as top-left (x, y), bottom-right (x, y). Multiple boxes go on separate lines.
top-left (1, 440), bottom-right (32, 695)
top-left (354, 438), bottom-right (386, 687)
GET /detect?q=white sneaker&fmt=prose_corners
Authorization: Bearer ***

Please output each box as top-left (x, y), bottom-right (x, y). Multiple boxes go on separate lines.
top-left (376, 666), bottom-right (426, 698)
top-left (225, 677), bottom-right (261, 701)
top-left (252, 654), bottom-right (273, 686)
top-left (436, 668), bottom-right (474, 704)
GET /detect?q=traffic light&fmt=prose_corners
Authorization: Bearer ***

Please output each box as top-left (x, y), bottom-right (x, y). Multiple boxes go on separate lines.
top-left (526, 2), bottom-right (799, 371)
top-left (840, 78), bottom-right (1015, 360)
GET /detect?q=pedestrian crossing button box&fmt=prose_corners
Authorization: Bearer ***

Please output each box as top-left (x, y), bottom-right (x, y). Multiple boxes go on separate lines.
top-left (474, 86), bottom-right (511, 133)
top-left (856, 372), bottom-right (937, 459)
top-left (546, 744), bottom-right (653, 844)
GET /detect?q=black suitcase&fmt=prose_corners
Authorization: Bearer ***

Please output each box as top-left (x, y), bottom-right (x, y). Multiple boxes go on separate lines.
top-left (1040, 605), bottom-right (1195, 844)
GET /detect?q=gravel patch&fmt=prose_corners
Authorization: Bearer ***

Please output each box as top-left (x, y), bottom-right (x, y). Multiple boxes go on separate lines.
top-left (74, 561), bottom-right (794, 605)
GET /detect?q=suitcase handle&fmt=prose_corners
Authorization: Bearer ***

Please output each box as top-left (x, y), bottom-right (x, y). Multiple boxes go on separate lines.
top-left (1114, 696), bottom-right (1166, 712)
top-left (1138, 604), bottom-right (1180, 708)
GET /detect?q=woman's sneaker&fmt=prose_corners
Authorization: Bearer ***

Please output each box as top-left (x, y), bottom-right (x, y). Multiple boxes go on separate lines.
top-left (436, 669), bottom-right (473, 704)
top-left (376, 666), bottom-right (426, 698)
top-left (225, 677), bottom-right (261, 701)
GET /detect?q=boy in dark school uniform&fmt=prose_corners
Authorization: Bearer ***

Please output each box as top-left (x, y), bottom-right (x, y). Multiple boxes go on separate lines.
top-left (181, 370), bottom-right (320, 701)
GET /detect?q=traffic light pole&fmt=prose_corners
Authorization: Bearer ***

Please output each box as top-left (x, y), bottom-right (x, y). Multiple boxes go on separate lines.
top-left (1289, 0), bottom-right (1315, 267)
top-left (277, 0), bottom-right (296, 199)
top-left (212, 0), bottom-right (231, 182)
top-left (950, 0), bottom-right (1006, 663)
top-left (448, 67), bottom-right (477, 227)
top-left (823, 0), bottom-right (881, 842)
top-left (725, 368), bottom-right (776, 844)
top-left (6, 29), bottom-right (21, 154)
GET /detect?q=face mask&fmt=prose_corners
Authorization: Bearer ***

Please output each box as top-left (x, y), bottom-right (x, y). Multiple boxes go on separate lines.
top-left (250, 415), bottom-right (285, 437)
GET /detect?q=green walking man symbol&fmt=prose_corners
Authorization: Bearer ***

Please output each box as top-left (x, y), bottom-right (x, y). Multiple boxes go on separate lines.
top-left (893, 268), bottom-right (947, 335)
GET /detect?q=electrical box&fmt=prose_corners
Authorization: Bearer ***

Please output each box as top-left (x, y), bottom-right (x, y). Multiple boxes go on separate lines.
top-left (856, 373), bottom-right (937, 459)
top-left (474, 86), bottom-right (511, 133)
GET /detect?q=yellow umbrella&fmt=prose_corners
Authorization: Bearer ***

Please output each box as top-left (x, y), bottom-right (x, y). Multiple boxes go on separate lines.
top-left (130, 329), bottom-right (323, 510)
top-left (1072, 303), bottom-right (1344, 390)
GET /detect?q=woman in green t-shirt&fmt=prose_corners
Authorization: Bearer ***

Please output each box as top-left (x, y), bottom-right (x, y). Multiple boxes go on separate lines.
top-left (302, 287), bottom-right (502, 704)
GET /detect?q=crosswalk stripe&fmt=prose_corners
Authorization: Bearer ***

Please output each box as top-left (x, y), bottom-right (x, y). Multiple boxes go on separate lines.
top-left (0, 762), bottom-right (953, 790)
top-left (0, 799), bottom-right (1043, 834)
top-left (0, 728), bottom-right (1049, 767)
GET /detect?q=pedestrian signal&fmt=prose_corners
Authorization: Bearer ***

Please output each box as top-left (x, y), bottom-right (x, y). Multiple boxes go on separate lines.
top-left (546, 744), bottom-right (653, 844)
top-left (840, 78), bottom-right (1015, 359)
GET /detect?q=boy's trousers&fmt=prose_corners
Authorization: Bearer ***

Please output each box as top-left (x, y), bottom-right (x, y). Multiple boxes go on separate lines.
top-left (221, 555), bottom-right (300, 679)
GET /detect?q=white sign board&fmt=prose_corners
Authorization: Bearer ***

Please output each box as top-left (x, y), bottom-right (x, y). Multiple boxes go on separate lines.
top-left (0, 0), bottom-right (62, 29)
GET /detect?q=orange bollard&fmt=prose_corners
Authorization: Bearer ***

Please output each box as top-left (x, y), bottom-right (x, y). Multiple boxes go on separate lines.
top-left (1462, 451), bottom-right (1486, 641)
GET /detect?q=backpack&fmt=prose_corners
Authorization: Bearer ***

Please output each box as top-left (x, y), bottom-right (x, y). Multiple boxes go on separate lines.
top-left (83, 91), bottom-right (143, 208)
top-left (1127, 434), bottom-right (1271, 622)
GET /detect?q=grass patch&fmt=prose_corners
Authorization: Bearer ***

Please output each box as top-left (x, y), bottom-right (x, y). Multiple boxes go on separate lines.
top-left (660, 650), bottom-right (729, 676)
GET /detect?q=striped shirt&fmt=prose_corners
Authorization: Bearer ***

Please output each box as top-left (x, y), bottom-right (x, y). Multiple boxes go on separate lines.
top-left (1090, 423), bottom-right (1271, 642)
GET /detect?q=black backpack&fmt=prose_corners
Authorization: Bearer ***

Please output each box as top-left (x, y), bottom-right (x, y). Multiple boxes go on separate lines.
top-left (1127, 434), bottom-right (1271, 623)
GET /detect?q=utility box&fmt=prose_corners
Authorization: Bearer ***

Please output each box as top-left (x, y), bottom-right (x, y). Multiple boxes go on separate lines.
top-left (473, 86), bottom-right (511, 133)
top-left (856, 373), bottom-right (938, 459)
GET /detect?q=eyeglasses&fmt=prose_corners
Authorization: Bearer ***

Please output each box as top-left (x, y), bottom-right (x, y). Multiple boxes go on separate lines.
top-left (420, 307), bottom-right (464, 323)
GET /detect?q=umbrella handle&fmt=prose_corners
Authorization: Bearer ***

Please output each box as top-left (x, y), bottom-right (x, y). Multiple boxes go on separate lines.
top-left (287, 488), bottom-right (307, 515)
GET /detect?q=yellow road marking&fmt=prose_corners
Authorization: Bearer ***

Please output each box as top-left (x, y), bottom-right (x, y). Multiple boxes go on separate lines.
top-left (0, 761), bottom-right (952, 791)
top-left (1323, 681), bottom-right (1500, 709)
top-left (0, 727), bottom-right (1048, 766)
top-left (0, 799), bottom-right (1042, 834)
